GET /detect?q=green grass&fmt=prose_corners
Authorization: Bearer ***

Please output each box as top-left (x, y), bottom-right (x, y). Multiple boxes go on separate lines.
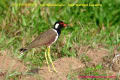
top-left (67, 64), bottom-right (119, 80)
top-left (0, 0), bottom-right (120, 79)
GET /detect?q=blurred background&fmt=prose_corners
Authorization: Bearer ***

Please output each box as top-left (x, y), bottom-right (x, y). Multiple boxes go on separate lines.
top-left (0, 0), bottom-right (120, 79)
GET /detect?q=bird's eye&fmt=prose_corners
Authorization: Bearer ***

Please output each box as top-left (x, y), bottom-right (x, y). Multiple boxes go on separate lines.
top-left (55, 23), bottom-right (59, 29)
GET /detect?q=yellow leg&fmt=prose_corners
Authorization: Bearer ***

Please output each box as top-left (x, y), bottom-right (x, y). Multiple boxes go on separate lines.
top-left (45, 49), bottom-right (51, 72)
top-left (47, 46), bottom-right (57, 72)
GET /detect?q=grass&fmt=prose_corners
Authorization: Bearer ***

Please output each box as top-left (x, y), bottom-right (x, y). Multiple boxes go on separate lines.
top-left (0, 0), bottom-right (120, 79)
top-left (67, 64), bottom-right (119, 80)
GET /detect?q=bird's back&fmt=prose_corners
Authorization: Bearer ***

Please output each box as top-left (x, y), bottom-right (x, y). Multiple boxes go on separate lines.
top-left (26, 29), bottom-right (57, 49)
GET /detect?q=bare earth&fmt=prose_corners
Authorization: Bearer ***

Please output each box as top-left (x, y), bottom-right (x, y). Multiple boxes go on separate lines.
top-left (0, 46), bottom-right (120, 80)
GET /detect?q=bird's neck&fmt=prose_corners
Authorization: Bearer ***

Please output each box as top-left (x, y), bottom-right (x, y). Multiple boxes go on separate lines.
top-left (53, 29), bottom-right (61, 36)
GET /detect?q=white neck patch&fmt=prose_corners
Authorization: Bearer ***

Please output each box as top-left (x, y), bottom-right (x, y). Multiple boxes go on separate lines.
top-left (55, 23), bottom-right (59, 29)
top-left (51, 29), bottom-right (58, 45)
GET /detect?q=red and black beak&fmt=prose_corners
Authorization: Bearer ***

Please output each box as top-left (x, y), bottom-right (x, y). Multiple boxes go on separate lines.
top-left (60, 22), bottom-right (67, 27)
top-left (63, 23), bottom-right (67, 27)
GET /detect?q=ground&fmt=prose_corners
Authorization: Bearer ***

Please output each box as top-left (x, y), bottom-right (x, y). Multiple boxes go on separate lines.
top-left (0, 46), bottom-right (120, 80)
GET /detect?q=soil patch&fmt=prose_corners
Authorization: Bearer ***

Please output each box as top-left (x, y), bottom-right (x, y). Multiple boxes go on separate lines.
top-left (0, 51), bottom-right (27, 80)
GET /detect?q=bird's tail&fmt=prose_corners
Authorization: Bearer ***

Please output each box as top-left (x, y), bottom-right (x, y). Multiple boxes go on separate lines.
top-left (19, 48), bottom-right (28, 53)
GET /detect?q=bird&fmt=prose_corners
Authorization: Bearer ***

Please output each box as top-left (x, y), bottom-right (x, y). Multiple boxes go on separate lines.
top-left (19, 21), bottom-right (67, 72)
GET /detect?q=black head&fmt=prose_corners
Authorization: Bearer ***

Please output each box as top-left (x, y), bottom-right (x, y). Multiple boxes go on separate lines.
top-left (53, 21), bottom-right (67, 30)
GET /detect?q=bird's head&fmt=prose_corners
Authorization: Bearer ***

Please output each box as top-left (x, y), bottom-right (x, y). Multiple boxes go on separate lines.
top-left (53, 21), bottom-right (67, 30)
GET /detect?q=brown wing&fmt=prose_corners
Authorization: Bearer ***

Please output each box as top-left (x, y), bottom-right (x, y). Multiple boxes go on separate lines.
top-left (26, 29), bottom-right (57, 49)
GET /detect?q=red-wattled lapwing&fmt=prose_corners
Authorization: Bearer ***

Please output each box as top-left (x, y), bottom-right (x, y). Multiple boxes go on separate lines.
top-left (19, 21), bottom-right (67, 72)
